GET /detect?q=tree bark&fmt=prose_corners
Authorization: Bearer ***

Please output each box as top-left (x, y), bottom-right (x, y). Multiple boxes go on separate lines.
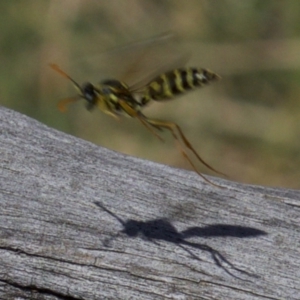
top-left (0, 106), bottom-right (299, 300)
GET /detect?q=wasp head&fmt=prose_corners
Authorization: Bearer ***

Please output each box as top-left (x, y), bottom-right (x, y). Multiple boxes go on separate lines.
top-left (81, 82), bottom-right (97, 110)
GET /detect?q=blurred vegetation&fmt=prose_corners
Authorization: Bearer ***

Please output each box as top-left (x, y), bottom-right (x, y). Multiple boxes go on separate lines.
top-left (1, 0), bottom-right (300, 189)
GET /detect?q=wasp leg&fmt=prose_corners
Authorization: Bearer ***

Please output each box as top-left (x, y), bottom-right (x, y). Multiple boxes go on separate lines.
top-left (118, 100), bottom-right (164, 142)
top-left (143, 118), bottom-right (226, 188)
top-left (118, 100), bottom-right (223, 188)
top-left (146, 119), bottom-right (226, 176)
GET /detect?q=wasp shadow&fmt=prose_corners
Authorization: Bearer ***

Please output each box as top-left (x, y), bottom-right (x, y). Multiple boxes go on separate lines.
top-left (94, 201), bottom-right (266, 280)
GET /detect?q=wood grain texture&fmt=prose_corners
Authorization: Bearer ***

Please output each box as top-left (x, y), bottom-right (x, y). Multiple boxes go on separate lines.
top-left (0, 106), bottom-right (299, 300)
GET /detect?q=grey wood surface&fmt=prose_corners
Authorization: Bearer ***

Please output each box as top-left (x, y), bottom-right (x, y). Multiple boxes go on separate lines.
top-left (0, 106), bottom-right (299, 300)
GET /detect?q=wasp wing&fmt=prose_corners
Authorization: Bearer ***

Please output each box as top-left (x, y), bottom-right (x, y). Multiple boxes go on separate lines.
top-left (72, 32), bottom-right (189, 89)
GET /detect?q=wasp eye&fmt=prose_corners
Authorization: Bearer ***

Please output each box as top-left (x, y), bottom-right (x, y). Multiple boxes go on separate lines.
top-left (82, 82), bottom-right (95, 102)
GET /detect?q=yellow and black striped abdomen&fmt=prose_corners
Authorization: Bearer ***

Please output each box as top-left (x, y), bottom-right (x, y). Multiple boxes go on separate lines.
top-left (141, 68), bottom-right (220, 106)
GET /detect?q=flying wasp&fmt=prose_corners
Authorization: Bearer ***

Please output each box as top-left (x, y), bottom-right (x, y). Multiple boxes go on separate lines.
top-left (50, 40), bottom-right (225, 187)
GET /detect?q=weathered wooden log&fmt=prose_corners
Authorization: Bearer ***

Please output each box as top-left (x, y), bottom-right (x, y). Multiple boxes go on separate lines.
top-left (0, 106), bottom-right (299, 300)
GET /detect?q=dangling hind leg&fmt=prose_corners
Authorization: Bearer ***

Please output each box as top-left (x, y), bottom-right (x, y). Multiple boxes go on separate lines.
top-left (117, 99), bottom-right (224, 187)
top-left (143, 118), bottom-right (225, 188)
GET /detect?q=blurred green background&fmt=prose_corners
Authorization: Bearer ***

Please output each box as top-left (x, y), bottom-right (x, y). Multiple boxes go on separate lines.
top-left (1, 0), bottom-right (300, 189)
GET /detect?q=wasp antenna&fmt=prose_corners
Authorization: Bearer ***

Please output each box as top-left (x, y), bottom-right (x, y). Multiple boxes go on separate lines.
top-left (49, 63), bottom-right (82, 92)
top-left (49, 63), bottom-right (71, 79)
top-left (57, 97), bottom-right (79, 112)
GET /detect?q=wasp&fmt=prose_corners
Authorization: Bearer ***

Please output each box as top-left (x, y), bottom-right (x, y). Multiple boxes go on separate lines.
top-left (50, 54), bottom-right (225, 187)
